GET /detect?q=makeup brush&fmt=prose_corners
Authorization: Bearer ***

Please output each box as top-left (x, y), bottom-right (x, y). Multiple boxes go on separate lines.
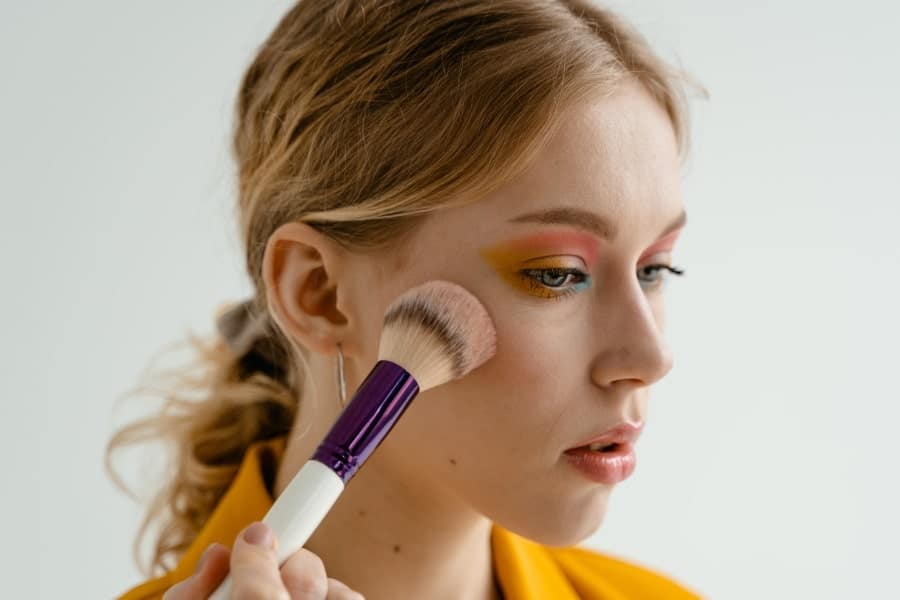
top-left (209, 279), bottom-right (497, 599)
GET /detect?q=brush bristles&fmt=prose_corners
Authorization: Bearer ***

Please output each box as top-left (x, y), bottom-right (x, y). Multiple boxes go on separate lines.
top-left (377, 281), bottom-right (497, 391)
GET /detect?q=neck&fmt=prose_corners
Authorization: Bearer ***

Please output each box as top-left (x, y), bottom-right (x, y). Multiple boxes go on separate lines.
top-left (274, 434), bottom-right (504, 600)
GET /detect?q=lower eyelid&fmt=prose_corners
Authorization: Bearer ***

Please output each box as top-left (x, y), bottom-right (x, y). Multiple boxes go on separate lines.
top-left (517, 268), bottom-right (592, 297)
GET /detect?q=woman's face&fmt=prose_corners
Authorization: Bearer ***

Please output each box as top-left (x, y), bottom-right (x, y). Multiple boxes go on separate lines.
top-left (350, 79), bottom-right (686, 545)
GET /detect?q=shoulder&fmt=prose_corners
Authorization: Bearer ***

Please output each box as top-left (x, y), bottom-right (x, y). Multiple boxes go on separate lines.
top-left (115, 437), bottom-right (287, 599)
top-left (545, 544), bottom-right (704, 599)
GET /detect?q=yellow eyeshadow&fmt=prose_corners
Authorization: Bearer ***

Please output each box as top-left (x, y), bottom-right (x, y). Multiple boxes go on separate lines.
top-left (480, 246), bottom-right (583, 298)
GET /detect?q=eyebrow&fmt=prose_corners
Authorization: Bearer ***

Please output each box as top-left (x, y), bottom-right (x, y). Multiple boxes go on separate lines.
top-left (508, 206), bottom-right (687, 242)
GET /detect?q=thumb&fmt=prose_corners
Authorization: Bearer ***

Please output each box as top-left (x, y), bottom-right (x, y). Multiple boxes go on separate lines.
top-left (229, 521), bottom-right (290, 598)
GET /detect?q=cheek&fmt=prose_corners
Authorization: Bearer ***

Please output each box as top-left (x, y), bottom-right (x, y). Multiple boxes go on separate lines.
top-left (376, 274), bottom-right (586, 468)
top-left (398, 317), bottom-right (573, 452)
top-left (650, 294), bottom-right (667, 331)
top-left (472, 316), bottom-right (578, 441)
top-left (491, 299), bottom-right (583, 376)
top-left (494, 328), bottom-right (558, 394)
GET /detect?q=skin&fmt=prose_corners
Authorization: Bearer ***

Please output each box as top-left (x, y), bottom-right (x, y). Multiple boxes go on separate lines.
top-left (164, 522), bottom-right (363, 599)
top-left (256, 77), bottom-right (686, 600)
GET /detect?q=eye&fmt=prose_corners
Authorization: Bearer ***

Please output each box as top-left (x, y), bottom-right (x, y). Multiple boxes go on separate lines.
top-left (638, 264), bottom-right (685, 291)
top-left (518, 267), bottom-right (592, 300)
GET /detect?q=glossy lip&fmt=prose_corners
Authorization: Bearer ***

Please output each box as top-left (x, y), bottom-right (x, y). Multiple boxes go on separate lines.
top-left (563, 442), bottom-right (637, 484)
top-left (565, 421), bottom-right (644, 451)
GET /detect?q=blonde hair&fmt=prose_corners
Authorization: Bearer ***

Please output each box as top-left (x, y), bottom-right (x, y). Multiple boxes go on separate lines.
top-left (106, 0), bottom-right (707, 578)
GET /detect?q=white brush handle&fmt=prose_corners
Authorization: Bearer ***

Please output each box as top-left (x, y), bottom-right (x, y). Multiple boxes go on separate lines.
top-left (208, 460), bottom-right (344, 599)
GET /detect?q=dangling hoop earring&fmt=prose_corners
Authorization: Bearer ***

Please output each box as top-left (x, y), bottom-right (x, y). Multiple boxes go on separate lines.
top-left (336, 342), bottom-right (347, 408)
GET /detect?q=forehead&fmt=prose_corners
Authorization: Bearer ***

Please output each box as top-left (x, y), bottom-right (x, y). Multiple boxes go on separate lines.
top-left (408, 79), bottom-right (684, 254)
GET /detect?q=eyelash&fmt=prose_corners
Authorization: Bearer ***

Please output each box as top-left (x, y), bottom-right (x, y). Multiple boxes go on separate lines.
top-left (519, 264), bottom-right (686, 301)
top-left (639, 264), bottom-right (686, 291)
top-left (518, 267), bottom-right (589, 300)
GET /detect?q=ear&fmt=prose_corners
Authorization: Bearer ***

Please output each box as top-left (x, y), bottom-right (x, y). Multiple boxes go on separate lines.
top-left (261, 221), bottom-right (352, 356)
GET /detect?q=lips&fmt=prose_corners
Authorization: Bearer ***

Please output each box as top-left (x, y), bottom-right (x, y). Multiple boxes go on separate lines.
top-left (565, 421), bottom-right (643, 453)
top-left (563, 442), bottom-right (637, 484)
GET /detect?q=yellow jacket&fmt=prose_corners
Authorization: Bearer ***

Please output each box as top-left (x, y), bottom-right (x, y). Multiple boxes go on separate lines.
top-left (117, 437), bottom-right (703, 599)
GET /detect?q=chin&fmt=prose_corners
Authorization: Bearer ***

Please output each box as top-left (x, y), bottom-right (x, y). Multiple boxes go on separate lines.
top-left (508, 492), bottom-right (612, 547)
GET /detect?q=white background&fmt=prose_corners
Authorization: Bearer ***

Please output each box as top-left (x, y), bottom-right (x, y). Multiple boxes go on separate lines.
top-left (3, 1), bottom-right (898, 598)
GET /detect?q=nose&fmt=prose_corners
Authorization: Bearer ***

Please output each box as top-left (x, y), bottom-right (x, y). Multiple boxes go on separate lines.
top-left (589, 281), bottom-right (674, 390)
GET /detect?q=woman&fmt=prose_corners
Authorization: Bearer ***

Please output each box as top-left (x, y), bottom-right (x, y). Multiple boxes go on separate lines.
top-left (108, 1), bottom-right (707, 598)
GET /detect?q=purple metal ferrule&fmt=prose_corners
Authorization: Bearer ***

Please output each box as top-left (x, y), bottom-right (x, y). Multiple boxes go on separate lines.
top-left (311, 360), bottom-right (420, 484)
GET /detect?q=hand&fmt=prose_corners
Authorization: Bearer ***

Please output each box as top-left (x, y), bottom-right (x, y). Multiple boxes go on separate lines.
top-left (162, 521), bottom-right (364, 599)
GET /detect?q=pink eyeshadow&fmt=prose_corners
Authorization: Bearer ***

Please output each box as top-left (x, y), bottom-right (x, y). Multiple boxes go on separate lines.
top-left (639, 229), bottom-right (682, 261)
top-left (502, 230), bottom-right (600, 267)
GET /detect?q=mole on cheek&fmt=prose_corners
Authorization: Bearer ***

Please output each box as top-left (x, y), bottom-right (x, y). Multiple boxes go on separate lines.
top-left (449, 458), bottom-right (457, 466)
top-left (358, 509), bottom-right (366, 517)
top-left (393, 544), bottom-right (401, 553)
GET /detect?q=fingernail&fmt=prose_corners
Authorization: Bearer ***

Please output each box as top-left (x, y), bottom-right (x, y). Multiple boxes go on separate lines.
top-left (195, 544), bottom-right (216, 573)
top-left (243, 521), bottom-right (273, 548)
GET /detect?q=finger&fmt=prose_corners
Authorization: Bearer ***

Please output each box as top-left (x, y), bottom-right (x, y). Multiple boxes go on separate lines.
top-left (278, 546), bottom-right (329, 599)
top-left (230, 521), bottom-right (291, 599)
top-left (161, 543), bottom-right (230, 599)
top-left (325, 577), bottom-right (366, 600)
